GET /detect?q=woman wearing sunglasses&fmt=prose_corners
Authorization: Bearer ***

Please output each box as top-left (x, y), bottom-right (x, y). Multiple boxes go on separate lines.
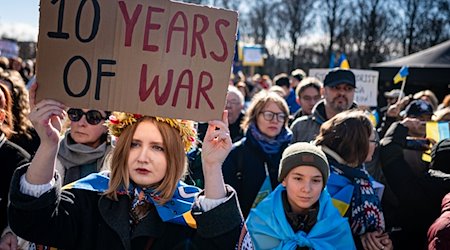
top-left (48, 89), bottom-right (112, 185)
top-left (222, 90), bottom-right (292, 218)
top-left (8, 82), bottom-right (242, 249)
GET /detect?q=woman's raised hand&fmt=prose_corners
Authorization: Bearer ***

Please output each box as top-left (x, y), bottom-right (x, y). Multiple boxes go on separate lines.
top-left (202, 110), bottom-right (232, 169)
top-left (201, 110), bottom-right (232, 199)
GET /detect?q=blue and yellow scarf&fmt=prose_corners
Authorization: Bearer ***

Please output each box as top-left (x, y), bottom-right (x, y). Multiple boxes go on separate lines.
top-left (63, 172), bottom-right (201, 228)
top-left (326, 157), bottom-right (385, 235)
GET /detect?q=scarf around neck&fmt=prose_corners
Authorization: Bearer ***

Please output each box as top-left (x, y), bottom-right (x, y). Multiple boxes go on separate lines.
top-left (57, 131), bottom-right (108, 169)
top-left (324, 149), bottom-right (385, 235)
top-left (246, 184), bottom-right (355, 250)
top-left (64, 172), bottom-right (201, 228)
top-left (248, 123), bottom-right (292, 154)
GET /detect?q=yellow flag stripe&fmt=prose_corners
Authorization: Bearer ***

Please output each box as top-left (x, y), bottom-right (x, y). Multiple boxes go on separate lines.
top-left (62, 181), bottom-right (76, 190)
top-left (426, 122), bottom-right (440, 142)
top-left (340, 60), bottom-right (350, 69)
top-left (332, 199), bottom-right (350, 216)
top-left (183, 211), bottom-right (197, 229)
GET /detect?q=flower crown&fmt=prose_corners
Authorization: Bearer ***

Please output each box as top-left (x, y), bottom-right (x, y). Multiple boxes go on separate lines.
top-left (105, 112), bottom-right (196, 152)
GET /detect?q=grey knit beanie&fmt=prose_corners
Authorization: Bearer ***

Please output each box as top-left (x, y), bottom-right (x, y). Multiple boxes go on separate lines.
top-left (278, 142), bottom-right (330, 186)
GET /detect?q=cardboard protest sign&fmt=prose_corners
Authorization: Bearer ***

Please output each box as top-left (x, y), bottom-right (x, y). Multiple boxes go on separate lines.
top-left (309, 68), bottom-right (379, 107)
top-left (36, 0), bottom-right (238, 121)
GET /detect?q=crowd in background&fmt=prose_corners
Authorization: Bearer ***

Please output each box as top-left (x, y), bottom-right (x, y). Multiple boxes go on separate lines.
top-left (1, 54), bottom-right (450, 249)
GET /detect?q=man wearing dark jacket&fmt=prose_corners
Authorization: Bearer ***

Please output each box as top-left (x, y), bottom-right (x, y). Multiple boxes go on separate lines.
top-left (380, 118), bottom-right (450, 250)
top-left (290, 68), bottom-right (357, 143)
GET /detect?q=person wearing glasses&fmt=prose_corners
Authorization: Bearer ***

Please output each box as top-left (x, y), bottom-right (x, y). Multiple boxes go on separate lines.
top-left (290, 68), bottom-right (357, 143)
top-left (290, 76), bottom-right (323, 125)
top-left (222, 90), bottom-right (292, 218)
top-left (56, 106), bottom-right (111, 185)
top-left (315, 110), bottom-right (393, 250)
top-left (7, 82), bottom-right (243, 249)
top-left (26, 83), bottom-right (112, 186)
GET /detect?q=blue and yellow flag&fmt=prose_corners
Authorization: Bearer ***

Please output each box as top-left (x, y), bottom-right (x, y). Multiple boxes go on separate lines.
top-left (393, 66), bottom-right (409, 84)
top-left (338, 54), bottom-right (350, 69)
top-left (327, 173), bottom-right (353, 216)
top-left (427, 121), bottom-right (450, 143)
top-left (423, 121), bottom-right (450, 162)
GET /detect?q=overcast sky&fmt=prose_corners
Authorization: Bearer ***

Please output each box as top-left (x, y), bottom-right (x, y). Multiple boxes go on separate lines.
top-left (0, 0), bottom-right (40, 41)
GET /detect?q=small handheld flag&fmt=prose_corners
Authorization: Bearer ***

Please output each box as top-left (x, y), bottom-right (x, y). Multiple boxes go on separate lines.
top-left (394, 66), bottom-right (409, 103)
top-left (393, 66), bottom-right (409, 84)
top-left (338, 53), bottom-right (350, 69)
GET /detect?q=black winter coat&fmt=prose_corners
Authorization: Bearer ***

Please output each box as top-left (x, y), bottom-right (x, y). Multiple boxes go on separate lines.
top-left (380, 122), bottom-right (450, 250)
top-left (8, 166), bottom-right (243, 250)
top-left (222, 130), bottom-right (288, 218)
top-left (0, 133), bottom-right (30, 231)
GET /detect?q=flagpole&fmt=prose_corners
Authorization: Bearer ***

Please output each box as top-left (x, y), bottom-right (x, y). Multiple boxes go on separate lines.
top-left (398, 78), bottom-right (406, 103)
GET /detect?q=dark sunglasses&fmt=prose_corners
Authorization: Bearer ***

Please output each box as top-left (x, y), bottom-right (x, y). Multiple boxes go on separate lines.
top-left (67, 108), bottom-right (106, 125)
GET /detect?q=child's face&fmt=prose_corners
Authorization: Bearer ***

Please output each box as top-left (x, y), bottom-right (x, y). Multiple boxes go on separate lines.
top-left (282, 166), bottom-right (323, 214)
top-left (128, 120), bottom-right (167, 187)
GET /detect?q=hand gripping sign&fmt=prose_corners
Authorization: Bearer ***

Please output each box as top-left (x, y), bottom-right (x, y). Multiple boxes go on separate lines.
top-left (36, 0), bottom-right (238, 121)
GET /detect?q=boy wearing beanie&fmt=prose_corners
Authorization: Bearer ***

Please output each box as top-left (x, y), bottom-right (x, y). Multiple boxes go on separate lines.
top-left (243, 143), bottom-right (355, 249)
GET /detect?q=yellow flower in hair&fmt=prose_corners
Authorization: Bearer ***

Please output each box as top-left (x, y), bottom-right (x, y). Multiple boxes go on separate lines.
top-left (155, 117), bottom-right (197, 152)
top-left (104, 112), bottom-right (142, 138)
top-left (105, 112), bottom-right (196, 152)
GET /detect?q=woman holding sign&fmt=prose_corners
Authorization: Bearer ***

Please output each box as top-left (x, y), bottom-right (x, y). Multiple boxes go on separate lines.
top-left (7, 83), bottom-right (243, 249)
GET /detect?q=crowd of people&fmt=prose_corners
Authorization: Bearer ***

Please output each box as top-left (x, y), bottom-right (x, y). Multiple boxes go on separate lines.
top-left (1, 54), bottom-right (450, 249)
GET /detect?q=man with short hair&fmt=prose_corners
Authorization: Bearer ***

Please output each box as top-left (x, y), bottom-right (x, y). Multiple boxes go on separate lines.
top-left (291, 77), bottom-right (322, 122)
top-left (290, 68), bottom-right (357, 143)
